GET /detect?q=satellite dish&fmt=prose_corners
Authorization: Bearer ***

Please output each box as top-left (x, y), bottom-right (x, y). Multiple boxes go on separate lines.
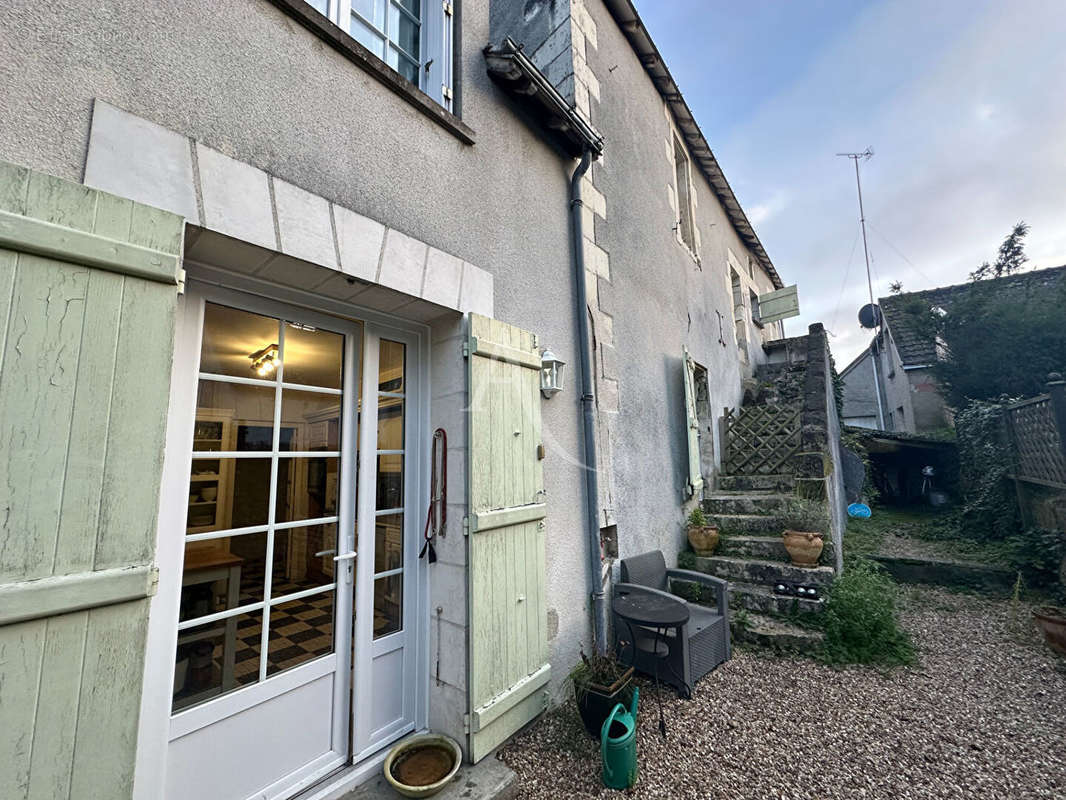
top-left (858, 303), bottom-right (882, 329)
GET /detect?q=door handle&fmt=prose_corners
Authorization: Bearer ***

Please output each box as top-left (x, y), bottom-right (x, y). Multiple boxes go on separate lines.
top-left (315, 549), bottom-right (336, 558)
top-left (333, 552), bottom-right (357, 563)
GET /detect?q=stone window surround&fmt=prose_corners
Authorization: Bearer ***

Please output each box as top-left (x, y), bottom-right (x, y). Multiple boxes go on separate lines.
top-left (664, 120), bottom-right (701, 266)
top-left (82, 100), bottom-right (493, 320)
top-left (671, 134), bottom-right (697, 254)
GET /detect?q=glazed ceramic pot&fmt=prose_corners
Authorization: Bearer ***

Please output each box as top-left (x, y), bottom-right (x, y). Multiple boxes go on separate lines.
top-left (384, 734), bottom-right (462, 798)
top-left (574, 665), bottom-right (635, 738)
top-left (782, 530), bottom-right (824, 567)
top-left (687, 525), bottom-right (720, 557)
top-left (1033, 606), bottom-right (1066, 655)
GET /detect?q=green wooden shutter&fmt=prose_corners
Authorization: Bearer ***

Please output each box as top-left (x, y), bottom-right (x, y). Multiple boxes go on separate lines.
top-left (465, 314), bottom-right (549, 762)
top-left (757, 284), bottom-right (801, 323)
top-left (683, 347), bottom-right (704, 499)
top-left (0, 161), bottom-right (182, 798)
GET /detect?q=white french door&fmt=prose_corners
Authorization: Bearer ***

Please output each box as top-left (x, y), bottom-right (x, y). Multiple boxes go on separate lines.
top-left (352, 328), bottom-right (420, 759)
top-left (164, 286), bottom-right (422, 800)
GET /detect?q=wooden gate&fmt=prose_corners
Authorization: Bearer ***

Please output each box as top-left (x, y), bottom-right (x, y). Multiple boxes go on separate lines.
top-left (465, 314), bottom-right (549, 762)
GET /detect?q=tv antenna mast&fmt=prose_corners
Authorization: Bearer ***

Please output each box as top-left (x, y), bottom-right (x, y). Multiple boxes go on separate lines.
top-left (837, 147), bottom-right (886, 430)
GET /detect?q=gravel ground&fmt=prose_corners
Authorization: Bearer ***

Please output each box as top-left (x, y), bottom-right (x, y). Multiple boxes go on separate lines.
top-left (498, 587), bottom-right (1066, 799)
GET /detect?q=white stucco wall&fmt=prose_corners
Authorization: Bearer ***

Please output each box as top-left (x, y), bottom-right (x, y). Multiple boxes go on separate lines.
top-left (0, 0), bottom-right (787, 778)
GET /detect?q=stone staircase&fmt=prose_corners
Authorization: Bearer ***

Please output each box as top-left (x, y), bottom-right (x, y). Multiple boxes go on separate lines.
top-left (683, 341), bottom-right (842, 653)
top-left (690, 474), bottom-right (831, 652)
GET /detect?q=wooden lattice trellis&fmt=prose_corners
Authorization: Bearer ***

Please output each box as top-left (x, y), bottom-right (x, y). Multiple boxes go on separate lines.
top-left (1006, 395), bottom-right (1066, 488)
top-left (723, 403), bottom-right (802, 475)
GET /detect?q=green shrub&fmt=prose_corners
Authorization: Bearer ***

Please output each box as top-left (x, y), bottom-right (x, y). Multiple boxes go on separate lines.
top-left (1003, 528), bottom-right (1065, 590)
top-left (781, 499), bottom-right (828, 533)
top-left (686, 506), bottom-right (709, 528)
top-left (822, 559), bottom-right (915, 666)
top-left (954, 401), bottom-right (1019, 540)
top-left (731, 607), bottom-right (751, 637)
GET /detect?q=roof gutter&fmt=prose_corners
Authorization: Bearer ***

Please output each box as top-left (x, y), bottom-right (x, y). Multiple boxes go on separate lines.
top-left (600, 0), bottom-right (783, 290)
top-left (484, 38), bottom-right (605, 158)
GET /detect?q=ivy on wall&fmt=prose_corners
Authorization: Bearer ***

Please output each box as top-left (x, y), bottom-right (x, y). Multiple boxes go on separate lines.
top-left (954, 400), bottom-right (1019, 540)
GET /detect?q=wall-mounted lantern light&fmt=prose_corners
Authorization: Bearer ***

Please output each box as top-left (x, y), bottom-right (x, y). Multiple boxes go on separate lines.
top-left (540, 349), bottom-right (566, 399)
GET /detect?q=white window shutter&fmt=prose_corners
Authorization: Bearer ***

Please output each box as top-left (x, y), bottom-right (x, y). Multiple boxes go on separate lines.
top-left (682, 347), bottom-right (704, 499)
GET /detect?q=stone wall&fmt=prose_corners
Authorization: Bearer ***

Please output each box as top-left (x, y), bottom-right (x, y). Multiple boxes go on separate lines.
top-left (796, 324), bottom-right (847, 571)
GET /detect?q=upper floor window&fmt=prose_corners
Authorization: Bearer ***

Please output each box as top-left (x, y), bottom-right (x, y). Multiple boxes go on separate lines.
top-left (730, 268), bottom-right (748, 362)
top-left (673, 135), bottom-right (696, 252)
top-left (749, 289), bottom-right (762, 326)
top-left (305, 0), bottom-right (454, 111)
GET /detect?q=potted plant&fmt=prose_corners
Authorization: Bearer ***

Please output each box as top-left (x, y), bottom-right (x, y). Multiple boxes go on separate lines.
top-left (571, 649), bottom-right (635, 738)
top-left (781, 500), bottom-right (826, 567)
top-left (1033, 606), bottom-right (1066, 654)
top-left (686, 507), bottom-right (719, 556)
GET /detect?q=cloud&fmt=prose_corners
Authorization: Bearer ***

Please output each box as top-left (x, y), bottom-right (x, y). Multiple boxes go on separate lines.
top-left (746, 189), bottom-right (790, 226)
top-left (692, 0), bottom-right (1066, 365)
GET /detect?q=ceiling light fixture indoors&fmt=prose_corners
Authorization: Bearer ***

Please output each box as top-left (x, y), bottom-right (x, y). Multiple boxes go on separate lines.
top-left (250, 343), bottom-right (281, 377)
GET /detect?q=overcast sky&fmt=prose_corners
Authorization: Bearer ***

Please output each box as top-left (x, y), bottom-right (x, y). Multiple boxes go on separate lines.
top-left (637, 0), bottom-right (1066, 366)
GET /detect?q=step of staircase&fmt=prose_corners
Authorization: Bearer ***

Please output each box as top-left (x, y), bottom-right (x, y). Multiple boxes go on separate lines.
top-left (718, 534), bottom-right (836, 564)
top-left (693, 554), bottom-right (835, 587)
top-left (735, 612), bottom-right (824, 654)
top-left (729, 581), bottom-right (825, 616)
top-left (717, 473), bottom-right (796, 492)
top-left (706, 513), bottom-right (787, 535)
top-left (703, 492), bottom-right (792, 515)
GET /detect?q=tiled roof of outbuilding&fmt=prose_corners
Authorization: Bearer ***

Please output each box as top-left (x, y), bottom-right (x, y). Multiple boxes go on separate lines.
top-left (880, 264), bottom-right (1066, 366)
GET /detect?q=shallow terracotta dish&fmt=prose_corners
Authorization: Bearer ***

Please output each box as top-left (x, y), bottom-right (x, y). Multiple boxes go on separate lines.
top-left (384, 733), bottom-right (463, 798)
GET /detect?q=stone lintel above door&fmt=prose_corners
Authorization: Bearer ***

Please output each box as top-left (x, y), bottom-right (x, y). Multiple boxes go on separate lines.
top-left (83, 99), bottom-right (494, 318)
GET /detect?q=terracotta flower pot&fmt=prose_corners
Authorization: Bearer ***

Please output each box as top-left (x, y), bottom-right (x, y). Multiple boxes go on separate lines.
top-left (782, 530), bottom-right (824, 567)
top-left (1033, 606), bottom-right (1066, 655)
top-left (687, 525), bottom-right (720, 556)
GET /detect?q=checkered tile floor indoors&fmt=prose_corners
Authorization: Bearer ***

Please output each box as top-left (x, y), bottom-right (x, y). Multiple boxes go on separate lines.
top-left (232, 580), bottom-right (336, 684)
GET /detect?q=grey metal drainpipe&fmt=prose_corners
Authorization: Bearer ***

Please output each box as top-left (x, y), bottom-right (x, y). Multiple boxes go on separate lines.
top-left (569, 147), bottom-right (608, 656)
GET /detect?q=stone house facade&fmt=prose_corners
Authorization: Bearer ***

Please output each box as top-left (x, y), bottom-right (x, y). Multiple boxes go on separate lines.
top-left (0, 1), bottom-right (797, 798)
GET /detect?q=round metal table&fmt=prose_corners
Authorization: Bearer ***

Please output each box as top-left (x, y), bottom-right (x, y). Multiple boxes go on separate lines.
top-left (612, 592), bottom-right (690, 736)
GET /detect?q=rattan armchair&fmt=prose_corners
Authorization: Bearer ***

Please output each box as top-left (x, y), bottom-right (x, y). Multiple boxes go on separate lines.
top-left (613, 551), bottom-right (731, 693)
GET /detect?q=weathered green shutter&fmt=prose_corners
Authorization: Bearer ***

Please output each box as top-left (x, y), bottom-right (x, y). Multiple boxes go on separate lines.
top-left (465, 314), bottom-right (549, 762)
top-left (683, 347), bottom-right (704, 499)
top-left (0, 161), bottom-right (182, 798)
top-left (757, 284), bottom-right (801, 323)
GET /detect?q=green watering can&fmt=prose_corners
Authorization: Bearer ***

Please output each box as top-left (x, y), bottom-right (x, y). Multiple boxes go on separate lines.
top-left (600, 686), bottom-right (639, 790)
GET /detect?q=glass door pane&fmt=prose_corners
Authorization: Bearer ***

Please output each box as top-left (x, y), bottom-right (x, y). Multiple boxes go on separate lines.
top-left (373, 339), bottom-right (406, 638)
top-left (173, 303), bottom-right (351, 713)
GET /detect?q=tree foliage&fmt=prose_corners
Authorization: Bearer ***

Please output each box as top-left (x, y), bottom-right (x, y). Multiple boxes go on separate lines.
top-left (970, 221), bottom-right (1029, 281)
top-left (901, 223), bottom-right (1066, 408)
top-left (953, 400), bottom-right (1018, 540)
